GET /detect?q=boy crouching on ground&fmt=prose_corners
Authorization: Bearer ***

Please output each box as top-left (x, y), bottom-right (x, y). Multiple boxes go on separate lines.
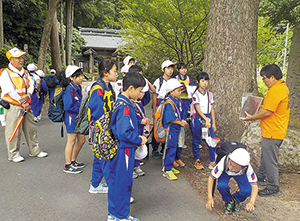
top-left (206, 148), bottom-right (258, 215)
top-left (108, 72), bottom-right (147, 221)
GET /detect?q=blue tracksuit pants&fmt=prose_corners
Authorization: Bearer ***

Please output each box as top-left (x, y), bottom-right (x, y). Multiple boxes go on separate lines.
top-left (91, 154), bottom-right (110, 186)
top-left (164, 130), bottom-right (181, 171)
top-left (217, 172), bottom-right (252, 203)
top-left (108, 148), bottom-right (135, 219)
top-left (48, 88), bottom-right (56, 104)
top-left (191, 113), bottom-right (216, 162)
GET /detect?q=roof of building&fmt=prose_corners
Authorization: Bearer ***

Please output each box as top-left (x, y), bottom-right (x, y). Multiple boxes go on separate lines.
top-left (79, 27), bottom-right (125, 50)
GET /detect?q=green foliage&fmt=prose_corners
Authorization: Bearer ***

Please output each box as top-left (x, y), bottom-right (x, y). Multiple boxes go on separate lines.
top-left (257, 17), bottom-right (292, 67)
top-left (120, 0), bottom-right (209, 70)
top-left (2, 0), bottom-right (47, 59)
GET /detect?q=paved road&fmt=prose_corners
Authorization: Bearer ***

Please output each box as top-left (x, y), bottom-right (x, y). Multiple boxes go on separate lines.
top-left (0, 103), bottom-right (220, 221)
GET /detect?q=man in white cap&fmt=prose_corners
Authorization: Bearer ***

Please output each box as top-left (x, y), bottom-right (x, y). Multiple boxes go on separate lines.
top-left (0, 47), bottom-right (48, 162)
top-left (206, 148), bottom-right (258, 215)
top-left (45, 68), bottom-right (59, 104)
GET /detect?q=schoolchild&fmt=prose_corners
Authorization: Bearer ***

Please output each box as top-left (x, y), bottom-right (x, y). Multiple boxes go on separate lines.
top-left (132, 84), bottom-right (150, 178)
top-left (88, 59), bottom-right (118, 193)
top-left (123, 56), bottom-right (137, 65)
top-left (45, 69), bottom-right (59, 104)
top-left (161, 79), bottom-right (187, 180)
top-left (27, 63), bottom-right (41, 92)
top-left (129, 65), bottom-right (156, 107)
top-left (30, 70), bottom-right (48, 122)
top-left (191, 72), bottom-right (217, 170)
top-left (108, 72), bottom-right (147, 221)
top-left (111, 64), bottom-right (131, 96)
top-left (175, 62), bottom-right (195, 113)
top-left (62, 65), bottom-right (86, 174)
top-left (206, 148), bottom-right (258, 215)
top-left (151, 60), bottom-right (175, 159)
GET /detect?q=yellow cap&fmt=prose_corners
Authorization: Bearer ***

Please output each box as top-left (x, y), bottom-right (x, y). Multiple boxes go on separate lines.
top-left (6, 47), bottom-right (26, 59)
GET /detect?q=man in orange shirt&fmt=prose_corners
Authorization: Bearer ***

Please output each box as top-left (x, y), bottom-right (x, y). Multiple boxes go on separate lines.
top-left (243, 64), bottom-right (290, 197)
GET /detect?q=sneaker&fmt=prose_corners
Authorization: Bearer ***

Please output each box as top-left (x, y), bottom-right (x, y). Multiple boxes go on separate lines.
top-left (152, 151), bottom-right (162, 159)
top-left (63, 165), bottom-right (82, 174)
top-left (232, 195), bottom-right (240, 212)
top-left (199, 144), bottom-right (202, 149)
top-left (107, 214), bottom-right (116, 221)
top-left (175, 159), bottom-right (185, 167)
top-left (257, 179), bottom-right (267, 186)
top-left (208, 162), bottom-right (216, 169)
top-left (173, 161), bottom-right (180, 168)
top-left (223, 199), bottom-right (234, 215)
top-left (163, 170), bottom-right (178, 180)
top-left (171, 167), bottom-right (180, 174)
top-left (29, 151), bottom-right (48, 158)
top-left (130, 196), bottom-right (134, 203)
top-left (33, 117), bottom-right (38, 122)
top-left (194, 160), bottom-right (204, 170)
top-left (133, 171), bottom-right (138, 179)
top-left (258, 187), bottom-right (280, 197)
top-left (72, 160), bottom-right (86, 169)
top-left (134, 166), bottom-right (145, 176)
top-left (8, 156), bottom-right (25, 163)
top-left (115, 215), bottom-right (139, 221)
top-left (37, 115), bottom-right (41, 121)
top-left (182, 144), bottom-right (188, 149)
top-left (139, 161), bottom-right (145, 166)
top-left (89, 183), bottom-right (108, 194)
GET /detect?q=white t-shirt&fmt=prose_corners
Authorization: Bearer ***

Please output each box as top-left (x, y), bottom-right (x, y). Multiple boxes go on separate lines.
top-left (153, 77), bottom-right (169, 99)
top-left (210, 156), bottom-right (258, 185)
top-left (192, 90), bottom-right (214, 114)
top-left (111, 79), bottom-right (123, 96)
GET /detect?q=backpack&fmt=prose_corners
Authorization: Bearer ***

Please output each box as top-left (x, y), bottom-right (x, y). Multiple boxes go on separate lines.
top-left (46, 75), bottom-right (56, 88)
top-left (91, 99), bottom-right (128, 160)
top-left (61, 73), bottom-right (70, 89)
top-left (153, 98), bottom-right (176, 143)
top-left (48, 91), bottom-right (64, 122)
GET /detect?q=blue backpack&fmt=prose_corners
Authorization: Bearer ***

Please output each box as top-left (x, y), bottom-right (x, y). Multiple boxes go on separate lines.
top-left (48, 91), bottom-right (64, 122)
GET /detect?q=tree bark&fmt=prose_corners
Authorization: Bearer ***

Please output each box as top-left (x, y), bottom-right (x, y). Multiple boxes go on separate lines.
top-left (203, 0), bottom-right (259, 141)
top-left (50, 12), bottom-right (62, 77)
top-left (60, 0), bottom-right (66, 66)
top-left (65, 0), bottom-right (73, 65)
top-left (37, 0), bottom-right (60, 71)
top-left (0, 0), bottom-right (3, 48)
top-left (286, 25), bottom-right (300, 129)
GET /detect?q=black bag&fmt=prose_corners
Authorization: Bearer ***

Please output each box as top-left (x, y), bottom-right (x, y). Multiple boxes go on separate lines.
top-left (215, 142), bottom-right (247, 164)
top-left (61, 74), bottom-right (70, 89)
top-left (48, 91), bottom-right (64, 122)
top-left (0, 99), bottom-right (10, 109)
top-left (46, 75), bottom-right (56, 89)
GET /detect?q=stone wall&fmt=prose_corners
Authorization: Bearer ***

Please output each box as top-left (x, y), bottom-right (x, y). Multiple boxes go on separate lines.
top-left (241, 121), bottom-right (300, 173)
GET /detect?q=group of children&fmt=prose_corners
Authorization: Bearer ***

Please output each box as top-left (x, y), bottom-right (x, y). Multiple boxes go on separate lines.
top-left (58, 56), bottom-right (258, 220)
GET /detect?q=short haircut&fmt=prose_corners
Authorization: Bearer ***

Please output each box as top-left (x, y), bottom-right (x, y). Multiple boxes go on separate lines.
top-left (129, 65), bottom-right (143, 73)
top-left (98, 59), bottom-right (118, 78)
top-left (123, 71), bottom-right (146, 91)
top-left (177, 62), bottom-right (187, 70)
top-left (196, 72), bottom-right (209, 81)
top-left (260, 64), bottom-right (282, 80)
top-left (71, 69), bottom-right (83, 78)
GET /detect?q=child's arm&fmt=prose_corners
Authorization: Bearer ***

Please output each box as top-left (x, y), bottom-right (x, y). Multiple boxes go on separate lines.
top-left (211, 104), bottom-right (217, 132)
top-left (246, 184), bottom-right (258, 211)
top-left (195, 105), bottom-right (211, 128)
top-left (170, 119), bottom-right (187, 127)
top-left (152, 93), bottom-right (157, 119)
top-left (147, 79), bottom-right (156, 93)
top-left (206, 176), bottom-right (215, 210)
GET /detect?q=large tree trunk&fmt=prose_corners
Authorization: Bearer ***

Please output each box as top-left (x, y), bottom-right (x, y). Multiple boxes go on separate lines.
top-left (65, 0), bottom-right (73, 65)
top-left (60, 0), bottom-right (66, 66)
top-left (37, 0), bottom-right (60, 71)
top-left (50, 12), bottom-right (62, 76)
top-left (286, 25), bottom-right (300, 129)
top-left (0, 0), bottom-right (3, 48)
top-left (203, 0), bottom-right (259, 141)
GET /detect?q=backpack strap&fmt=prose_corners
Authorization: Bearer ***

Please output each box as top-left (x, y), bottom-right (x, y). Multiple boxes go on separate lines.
top-left (158, 76), bottom-right (164, 92)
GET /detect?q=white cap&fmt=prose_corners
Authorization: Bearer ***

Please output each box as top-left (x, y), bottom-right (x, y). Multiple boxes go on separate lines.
top-left (161, 60), bottom-right (175, 69)
top-left (50, 69), bottom-right (56, 74)
top-left (141, 78), bottom-right (149, 93)
top-left (36, 70), bottom-right (45, 78)
top-left (229, 148), bottom-right (250, 166)
top-left (158, 78), bottom-right (183, 98)
top-left (65, 65), bottom-right (83, 78)
top-left (27, 64), bottom-right (37, 72)
top-left (6, 47), bottom-right (26, 59)
top-left (123, 56), bottom-right (137, 65)
top-left (121, 64), bottom-right (131, 74)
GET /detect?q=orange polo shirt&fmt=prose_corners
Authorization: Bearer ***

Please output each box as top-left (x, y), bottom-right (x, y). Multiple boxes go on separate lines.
top-left (260, 80), bottom-right (290, 140)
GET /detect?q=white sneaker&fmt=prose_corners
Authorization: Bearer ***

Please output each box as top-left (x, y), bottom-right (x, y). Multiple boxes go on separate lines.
top-left (107, 214), bottom-right (116, 221)
top-left (29, 151), bottom-right (48, 158)
top-left (130, 196), bottom-right (134, 203)
top-left (134, 166), bottom-right (145, 176)
top-left (199, 144), bottom-right (202, 149)
top-left (132, 171), bottom-right (138, 179)
top-left (89, 183), bottom-right (108, 194)
top-left (8, 156), bottom-right (25, 163)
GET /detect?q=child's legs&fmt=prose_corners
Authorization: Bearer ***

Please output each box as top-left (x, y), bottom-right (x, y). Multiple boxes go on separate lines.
top-left (191, 115), bottom-right (201, 160)
top-left (48, 88), bottom-right (55, 103)
top-left (91, 155), bottom-right (104, 186)
top-left (175, 146), bottom-right (182, 161)
top-left (164, 133), bottom-right (177, 171)
top-left (134, 159), bottom-right (140, 167)
top-left (71, 134), bottom-right (86, 161)
top-left (108, 148), bottom-right (134, 218)
top-left (151, 132), bottom-right (159, 152)
top-left (181, 99), bottom-right (190, 114)
top-left (233, 174), bottom-right (252, 203)
top-left (217, 172), bottom-right (232, 203)
top-left (64, 133), bottom-right (77, 165)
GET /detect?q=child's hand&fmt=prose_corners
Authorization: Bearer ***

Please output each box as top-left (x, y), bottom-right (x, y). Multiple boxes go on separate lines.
top-left (141, 119), bottom-right (147, 125)
top-left (205, 119), bottom-right (211, 128)
top-left (139, 135), bottom-right (147, 145)
top-left (206, 197), bottom-right (214, 210)
top-left (180, 120), bottom-right (188, 127)
top-left (246, 202), bottom-right (255, 212)
top-left (212, 122), bottom-right (217, 132)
